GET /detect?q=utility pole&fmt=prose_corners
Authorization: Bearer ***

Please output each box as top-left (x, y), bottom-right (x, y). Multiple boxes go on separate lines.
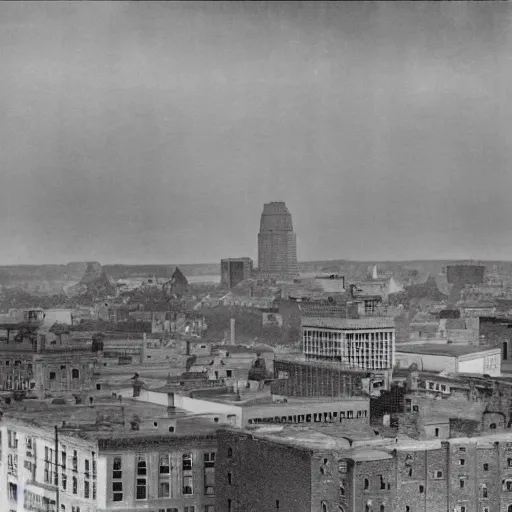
top-left (55, 425), bottom-right (60, 512)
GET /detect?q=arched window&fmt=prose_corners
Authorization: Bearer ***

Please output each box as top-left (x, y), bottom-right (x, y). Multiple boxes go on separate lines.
top-left (482, 485), bottom-right (488, 498)
top-left (490, 423), bottom-right (497, 429)
top-left (321, 502), bottom-right (328, 512)
top-left (364, 478), bottom-right (370, 490)
top-left (72, 369), bottom-right (79, 379)
top-left (508, 506), bottom-right (512, 512)
top-left (380, 506), bottom-right (385, 512)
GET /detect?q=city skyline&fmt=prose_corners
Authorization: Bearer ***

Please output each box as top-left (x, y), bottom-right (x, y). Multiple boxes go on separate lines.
top-left (1, 2), bottom-right (512, 265)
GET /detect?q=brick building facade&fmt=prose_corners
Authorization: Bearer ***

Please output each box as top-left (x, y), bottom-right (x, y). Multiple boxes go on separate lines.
top-left (215, 428), bottom-right (512, 512)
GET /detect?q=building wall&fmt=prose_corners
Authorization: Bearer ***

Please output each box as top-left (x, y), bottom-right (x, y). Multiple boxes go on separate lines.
top-left (215, 430), bottom-right (512, 512)
top-left (314, 276), bottom-right (346, 293)
top-left (353, 457), bottom-right (395, 512)
top-left (43, 309), bottom-right (75, 326)
top-left (303, 327), bottom-right (395, 370)
top-left (119, 389), bottom-right (244, 427)
top-left (242, 399), bottom-right (370, 427)
top-left (311, 452), bottom-right (349, 512)
top-left (215, 430), bottom-right (312, 512)
top-left (34, 352), bottom-right (97, 399)
top-left (0, 350), bottom-right (97, 397)
top-left (395, 353), bottom-right (456, 373)
top-left (98, 440), bottom-right (216, 512)
top-left (220, 259), bottom-right (253, 289)
top-left (0, 420), bottom-right (97, 512)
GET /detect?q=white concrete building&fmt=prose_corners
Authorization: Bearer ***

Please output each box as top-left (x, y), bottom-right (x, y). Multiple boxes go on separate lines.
top-left (117, 386), bottom-right (370, 429)
top-left (395, 344), bottom-right (501, 376)
top-left (301, 317), bottom-right (396, 370)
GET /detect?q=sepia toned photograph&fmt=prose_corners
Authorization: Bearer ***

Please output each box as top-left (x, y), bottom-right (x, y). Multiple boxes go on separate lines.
top-left (0, 1), bottom-right (512, 512)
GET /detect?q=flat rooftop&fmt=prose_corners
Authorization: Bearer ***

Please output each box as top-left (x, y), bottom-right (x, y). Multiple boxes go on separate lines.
top-left (218, 345), bottom-right (275, 354)
top-left (2, 396), bottom-right (222, 441)
top-left (203, 393), bottom-right (368, 407)
top-left (224, 424), bottom-right (512, 459)
top-left (301, 317), bottom-right (395, 330)
top-left (395, 344), bottom-right (499, 357)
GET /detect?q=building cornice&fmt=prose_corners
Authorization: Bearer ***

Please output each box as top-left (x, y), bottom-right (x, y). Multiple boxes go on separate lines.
top-left (97, 433), bottom-right (217, 451)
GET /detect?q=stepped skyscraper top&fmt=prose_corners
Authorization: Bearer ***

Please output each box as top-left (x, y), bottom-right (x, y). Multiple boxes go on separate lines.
top-left (258, 201), bottom-right (299, 281)
top-left (259, 201), bottom-right (294, 232)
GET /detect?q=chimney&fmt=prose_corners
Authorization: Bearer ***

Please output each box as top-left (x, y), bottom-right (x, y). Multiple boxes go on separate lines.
top-left (230, 318), bottom-right (235, 345)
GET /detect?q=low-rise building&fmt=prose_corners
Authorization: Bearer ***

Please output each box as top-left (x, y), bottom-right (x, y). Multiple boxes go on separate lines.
top-left (117, 384), bottom-right (370, 430)
top-left (395, 344), bottom-right (501, 376)
top-left (189, 345), bottom-right (275, 386)
top-left (220, 258), bottom-right (254, 289)
top-left (0, 329), bottom-right (98, 398)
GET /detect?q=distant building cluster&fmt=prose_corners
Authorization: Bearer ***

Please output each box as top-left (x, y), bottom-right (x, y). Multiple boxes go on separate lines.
top-left (7, 206), bottom-right (512, 512)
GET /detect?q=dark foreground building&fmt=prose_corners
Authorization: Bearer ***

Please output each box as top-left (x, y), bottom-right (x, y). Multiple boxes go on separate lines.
top-left (215, 426), bottom-right (512, 512)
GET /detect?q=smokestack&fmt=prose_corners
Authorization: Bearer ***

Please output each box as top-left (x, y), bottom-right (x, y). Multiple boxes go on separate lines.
top-left (230, 318), bottom-right (235, 345)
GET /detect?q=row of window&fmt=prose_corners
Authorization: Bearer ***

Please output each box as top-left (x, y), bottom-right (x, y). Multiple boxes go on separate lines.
top-left (113, 452), bottom-right (214, 476)
top-left (49, 368), bottom-right (80, 380)
top-left (0, 359), bottom-right (32, 367)
top-left (363, 476), bottom-right (391, 491)
top-left (112, 453), bottom-right (215, 502)
top-left (247, 409), bottom-right (367, 425)
top-left (156, 508), bottom-right (214, 512)
top-left (303, 330), bottom-right (394, 342)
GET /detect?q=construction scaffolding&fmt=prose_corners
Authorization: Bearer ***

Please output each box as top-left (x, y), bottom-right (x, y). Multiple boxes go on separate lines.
top-left (271, 358), bottom-right (390, 398)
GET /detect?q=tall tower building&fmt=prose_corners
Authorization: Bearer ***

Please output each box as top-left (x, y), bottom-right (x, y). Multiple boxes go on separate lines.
top-left (258, 201), bottom-right (299, 280)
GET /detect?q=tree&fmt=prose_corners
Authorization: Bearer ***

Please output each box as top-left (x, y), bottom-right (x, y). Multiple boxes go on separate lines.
top-left (91, 332), bottom-right (105, 352)
top-left (49, 323), bottom-right (71, 344)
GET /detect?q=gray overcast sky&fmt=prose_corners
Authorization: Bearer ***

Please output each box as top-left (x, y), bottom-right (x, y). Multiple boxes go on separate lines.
top-left (1, 1), bottom-right (511, 265)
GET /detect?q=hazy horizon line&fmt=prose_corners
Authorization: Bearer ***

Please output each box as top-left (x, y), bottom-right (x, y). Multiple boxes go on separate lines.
top-left (1, 258), bottom-right (509, 268)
